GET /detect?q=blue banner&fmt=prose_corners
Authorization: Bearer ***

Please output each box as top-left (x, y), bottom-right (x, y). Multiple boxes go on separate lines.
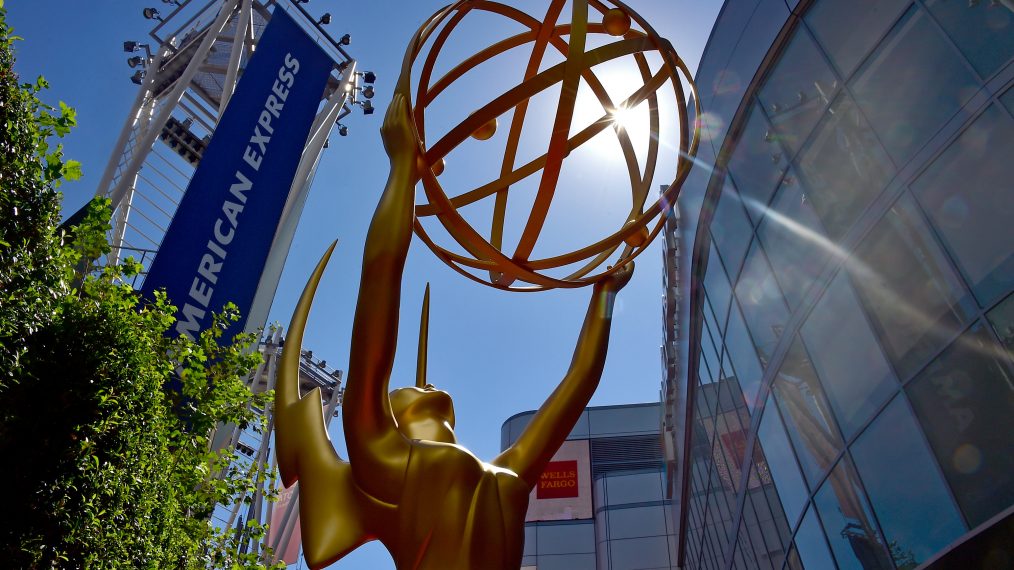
top-left (141, 9), bottom-right (333, 340)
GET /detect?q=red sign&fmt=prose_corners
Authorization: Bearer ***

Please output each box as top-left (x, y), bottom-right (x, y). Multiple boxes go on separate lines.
top-left (537, 460), bottom-right (579, 499)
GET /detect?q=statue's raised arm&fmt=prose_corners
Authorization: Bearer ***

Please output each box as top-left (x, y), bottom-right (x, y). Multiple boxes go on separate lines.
top-left (493, 263), bottom-right (633, 487)
top-left (341, 92), bottom-right (421, 502)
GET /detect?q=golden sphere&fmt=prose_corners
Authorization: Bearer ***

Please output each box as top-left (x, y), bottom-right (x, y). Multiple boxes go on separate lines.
top-left (602, 9), bottom-right (631, 36)
top-left (471, 117), bottom-right (498, 141)
top-left (405, 0), bottom-right (698, 291)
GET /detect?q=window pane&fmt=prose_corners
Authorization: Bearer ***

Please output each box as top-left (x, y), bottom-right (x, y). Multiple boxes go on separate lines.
top-left (911, 104), bottom-right (1014, 306)
top-left (851, 396), bottom-right (966, 567)
top-left (758, 167), bottom-right (830, 310)
top-left (605, 471), bottom-right (664, 505)
top-left (850, 6), bottom-right (981, 164)
top-left (537, 523), bottom-right (594, 554)
top-left (607, 506), bottom-right (668, 540)
top-left (728, 103), bottom-right (789, 223)
top-left (805, 0), bottom-right (911, 77)
top-left (736, 242), bottom-right (789, 367)
top-left (851, 193), bottom-right (976, 379)
top-left (758, 29), bottom-right (839, 158)
top-left (924, 0), bottom-right (1014, 78)
top-left (771, 338), bottom-right (844, 486)
top-left (796, 93), bottom-right (894, 240)
top-left (726, 302), bottom-right (764, 409)
top-left (793, 506), bottom-right (837, 570)
top-left (813, 458), bottom-right (893, 570)
top-left (905, 322), bottom-right (1014, 527)
top-left (801, 273), bottom-right (897, 437)
top-left (1003, 85), bottom-right (1014, 116)
top-left (987, 292), bottom-right (1014, 354)
top-left (711, 179), bottom-right (753, 281)
top-left (756, 397), bottom-right (808, 525)
top-left (704, 241), bottom-right (734, 331)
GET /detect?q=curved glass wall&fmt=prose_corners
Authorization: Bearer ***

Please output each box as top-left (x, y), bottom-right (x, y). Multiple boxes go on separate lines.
top-left (674, 0), bottom-right (1014, 568)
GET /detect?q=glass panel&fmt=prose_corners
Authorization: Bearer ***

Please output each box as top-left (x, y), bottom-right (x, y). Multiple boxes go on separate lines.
top-left (793, 506), bottom-right (837, 570)
top-left (813, 458), bottom-right (893, 570)
top-left (988, 292), bottom-right (1014, 354)
top-left (906, 322), bottom-right (1014, 527)
top-left (911, 104), bottom-right (1014, 306)
top-left (772, 338), bottom-right (844, 486)
top-left (607, 506), bottom-right (668, 540)
top-left (537, 523), bottom-right (595, 554)
top-left (736, 242), bottom-right (789, 367)
top-left (748, 483), bottom-right (790, 567)
top-left (805, 0), bottom-right (911, 77)
top-left (756, 397), bottom-right (809, 525)
top-left (924, 0), bottom-right (1014, 78)
top-left (801, 273), bottom-right (897, 437)
top-left (609, 536), bottom-right (672, 569)
top-left (851, 193), bottom-right (977, 379)
top-left (741, 489), bottom-right (778, 570)
top-left (726, 301), bottom-right (764, 409)
top-left (605, 471), bottom-right (664, 505)
top-left (704, 241), bottom-right (734, 331)
top-left (851, 396), bottom-right (966, 567)
top-left (728, 102), bottom-right (790, 222)
top-left (1003, 85), bottom-right (1014, 116)
top-left (796, 93), bottom-right (894, 240)
top-left (711, 179), bottom-right (754, 282)
top-left (850, 6), bottom-right (981, 164)
top-left (757, 167), bottom-right (830, 310)
top-left (588, 405), bottom-right (660, 436)
top-left (757, 29), bottom-right (839, 158)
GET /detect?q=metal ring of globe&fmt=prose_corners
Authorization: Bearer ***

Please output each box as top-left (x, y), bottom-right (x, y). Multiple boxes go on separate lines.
top-left (402, 0), bottom-right (701, 291)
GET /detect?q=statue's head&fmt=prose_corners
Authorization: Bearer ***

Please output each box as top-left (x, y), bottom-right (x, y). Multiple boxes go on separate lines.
top-left (390, 384), bottom-right (457, 443)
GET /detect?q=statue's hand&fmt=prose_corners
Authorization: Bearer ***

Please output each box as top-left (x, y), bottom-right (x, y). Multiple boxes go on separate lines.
top-left (381, 93), bottom-right (420, 169)
top-left (597, 261), bottom-right (635, 294)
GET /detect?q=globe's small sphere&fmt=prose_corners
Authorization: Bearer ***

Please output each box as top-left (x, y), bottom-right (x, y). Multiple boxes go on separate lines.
top-left (419, 155), bottom-right (446, 177)
top-left (603, 9), bottom-right (631, 36)
top-left (471, 117), bottom-right (498, 141)
top-left (623, 221), bottom-right (650, 248)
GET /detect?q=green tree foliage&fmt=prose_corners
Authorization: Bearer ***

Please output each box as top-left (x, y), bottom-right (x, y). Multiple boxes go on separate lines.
top-left (0, 10), bottom-right (283, 568)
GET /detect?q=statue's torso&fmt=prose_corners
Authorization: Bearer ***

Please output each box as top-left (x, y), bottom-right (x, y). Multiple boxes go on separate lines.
top-left (389, 440), bottom-right (531, 570)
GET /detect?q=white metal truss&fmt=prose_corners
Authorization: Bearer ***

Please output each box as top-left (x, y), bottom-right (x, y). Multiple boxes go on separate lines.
top-left (91, 1), bottom-right (372, 564)
top-left (212, 328), bottom-right (343, 564)
top-left (95, 0), bottom-right (370, 332)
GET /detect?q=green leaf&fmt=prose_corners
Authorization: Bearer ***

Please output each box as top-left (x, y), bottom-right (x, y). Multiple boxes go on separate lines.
top-left (62, 159), bottom-right (82, 181)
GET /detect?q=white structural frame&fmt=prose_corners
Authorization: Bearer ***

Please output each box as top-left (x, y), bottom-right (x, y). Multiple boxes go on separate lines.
top-left (91, 0), bottom-right (368, 563)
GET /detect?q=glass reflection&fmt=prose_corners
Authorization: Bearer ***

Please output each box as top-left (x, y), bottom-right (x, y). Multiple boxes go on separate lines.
top-left (801, 273), bottom-right (897, 437)
top-left (726, 302), bottom-right (764, 409)
top-left (905, 322), bottom-right (1014, 527)
top-left (814, 458), bottom-right (893, 570)
top-left (850, 5), bottom-right (980, 164)
top-left (757, 29), bottom-right (838, 158)
top-left (704, 241), bottom-right (734, 332)
top-left (987, 292), bottom-right (1014, 354)
top-left (728, 103), bottom-right (789, 223)
top-left (805, 0), bottom-right (911, 77)
top-left (772, 338), bottom-right (844, 486)
top-left (758, 167), bottom-right (830, 310)
top-left (850, 193), bottom-right (976, 380)
top-left (735, 242), bottom-right (789, 366)
top-left (796, 93), bottom-right (894, 240)
top-left (851, 396), bottom-right (966, 567)
top-left (924, 0), bottom-right (1014, 78)
top-left (756, 397), bottom-right (808, 525)
top-left (1003, 86), bottom-right (1014, 116)
top-left (793, 506), bottom-right (837, 569)
top-left (911, 104), bottom-right (1014, 306)
top-left (711, 179), bottom-right (753, 282)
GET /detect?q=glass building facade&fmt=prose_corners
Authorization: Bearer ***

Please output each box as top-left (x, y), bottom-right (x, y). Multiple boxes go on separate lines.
top-left (662, 0), bottom-right (1014, 568)
top-left (502, 403), bottom-right (678, 569)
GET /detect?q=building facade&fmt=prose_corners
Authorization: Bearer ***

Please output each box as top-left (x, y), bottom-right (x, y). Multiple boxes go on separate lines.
top-left (502, 403), bottom-right (678, 569)
top-left (662, 1), bottom-right (1014, 569)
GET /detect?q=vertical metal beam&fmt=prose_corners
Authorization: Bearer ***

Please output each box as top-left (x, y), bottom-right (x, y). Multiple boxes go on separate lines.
top-left (219, 0), bottom-right (252, 114)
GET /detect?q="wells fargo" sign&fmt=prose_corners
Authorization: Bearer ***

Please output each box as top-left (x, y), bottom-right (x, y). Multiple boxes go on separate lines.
top-left (537, 460), bottom-right (579, 499)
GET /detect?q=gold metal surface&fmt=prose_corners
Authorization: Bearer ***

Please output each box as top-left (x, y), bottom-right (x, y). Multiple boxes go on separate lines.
top-left (276, 91), bottom-right (633, 569)
top-left (405, 0), bottom-right (700, 291)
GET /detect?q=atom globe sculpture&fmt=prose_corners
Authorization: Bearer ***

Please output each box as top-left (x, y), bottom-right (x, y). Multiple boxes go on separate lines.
top-left (403, 0), bottom-right (700, 291)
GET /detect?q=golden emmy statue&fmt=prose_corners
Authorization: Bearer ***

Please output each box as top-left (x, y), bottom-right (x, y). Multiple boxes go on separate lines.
top-left (275, 1), bottom-right (697, 568)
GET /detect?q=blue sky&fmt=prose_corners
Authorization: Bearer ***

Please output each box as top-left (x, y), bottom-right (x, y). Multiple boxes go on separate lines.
top-left (7, 1), bottom-right (722, 567)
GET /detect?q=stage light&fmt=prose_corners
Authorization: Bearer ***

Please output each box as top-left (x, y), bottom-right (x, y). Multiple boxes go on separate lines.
top-left (362, 71), bottom-right (376, 84)
top-left (131, 70), bottom-right (146, 85)
top-left (362, 85), bottom-right (375, 99)
top-left (318, 13), bottom-right (332, 25)
top-left (127, 56), bottom-right (145, 68)
top-left (337, 124), bottom-right (349, 137)
top-left (339, 34), bottom-right (351, 46)
top-left (361, 100), bottom-right (374, 115)
top-left (143, 8), bottom-right (163, 21)
top-left (124, 40), bottom-right (139, 53)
